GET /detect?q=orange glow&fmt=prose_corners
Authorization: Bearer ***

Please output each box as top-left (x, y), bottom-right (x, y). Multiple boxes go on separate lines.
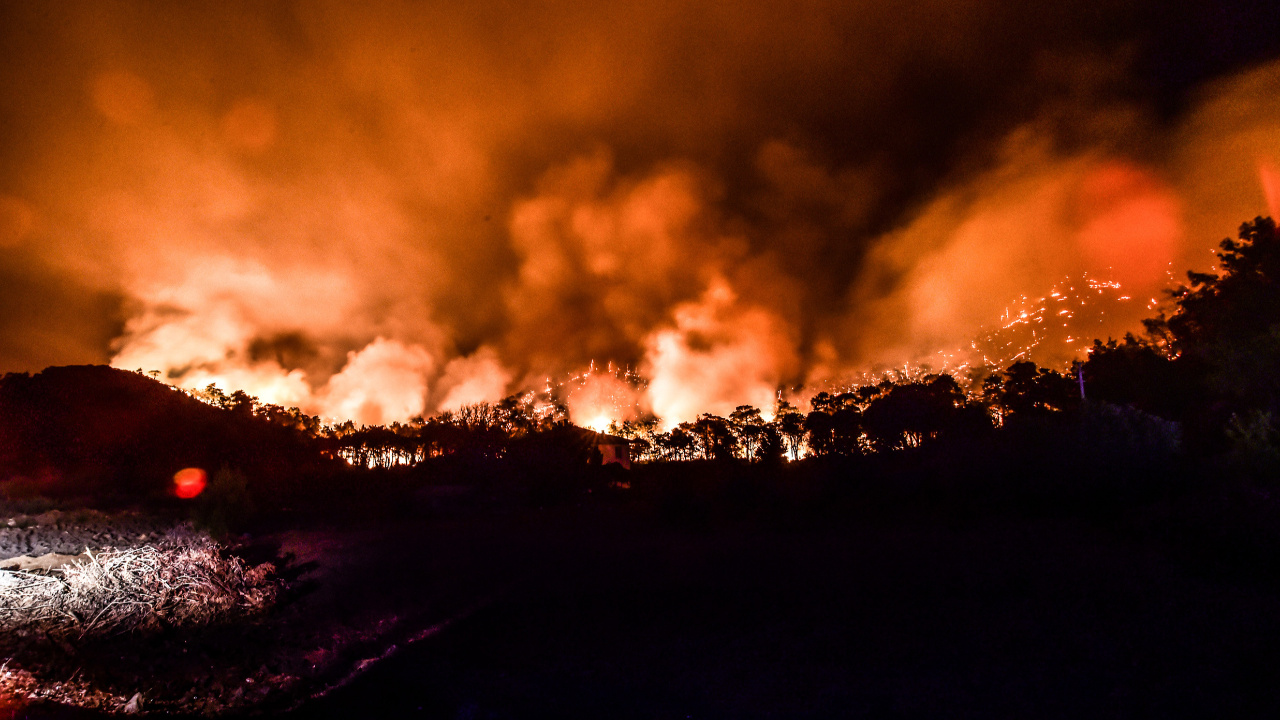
top-left (221, 99), bottom-right (278, 152)
top-left (0, 195), bottom-right (35, 248)
top-left (644, 278), bottom-right (795, 428)
top-left (4, 4), bottom-right (1279, 420)
top-left (1260, 161), bottom-right (1280, 220)
top-left (566, 370), bottom-right (642, 430)
top-left (1076, 163), bottom-right (1181, 288)
top-left (173, 468), bottom-right (207, 499)
top-left (89, 70), bottom-right (154, 125)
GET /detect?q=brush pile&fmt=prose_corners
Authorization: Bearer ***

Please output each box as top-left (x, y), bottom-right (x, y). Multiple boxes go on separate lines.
top-left (0, 535), bottom-right (280, 645)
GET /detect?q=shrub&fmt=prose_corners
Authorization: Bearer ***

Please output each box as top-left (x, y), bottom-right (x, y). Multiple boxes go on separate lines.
top-left (0, 532), bottom-right (279, 645)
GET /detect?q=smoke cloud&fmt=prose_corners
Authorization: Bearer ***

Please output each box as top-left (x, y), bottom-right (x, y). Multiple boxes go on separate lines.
top-left (643, 278), bottom-right (796, 428)
top-left (433, 347), bottom-right (512, 413)
top-left (2, 1), bottom-right (1279, 424)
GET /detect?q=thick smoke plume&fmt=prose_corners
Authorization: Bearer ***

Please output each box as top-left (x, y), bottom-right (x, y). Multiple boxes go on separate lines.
top-left (2, 1), bottom-right (1279, 424)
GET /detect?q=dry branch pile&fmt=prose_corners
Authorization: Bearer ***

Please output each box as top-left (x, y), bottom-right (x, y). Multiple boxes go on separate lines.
top-left (0, 537), bottom-right (279, 644)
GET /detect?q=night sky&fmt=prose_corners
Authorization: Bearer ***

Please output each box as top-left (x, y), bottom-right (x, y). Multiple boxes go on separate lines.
top-left (2, 0), bottom-right (1279, 426)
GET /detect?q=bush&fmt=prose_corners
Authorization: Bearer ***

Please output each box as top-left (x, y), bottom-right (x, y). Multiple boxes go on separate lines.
top-left (192, 465), bottom-right (255, 535)
top-left (0, 531), bottom-right (279, 646)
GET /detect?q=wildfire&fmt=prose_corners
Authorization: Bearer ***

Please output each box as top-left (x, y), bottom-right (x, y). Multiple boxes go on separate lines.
top-left (561, 362), bottom-right (645, 431)
top-left (959, 272), bottom-right (1159, 371)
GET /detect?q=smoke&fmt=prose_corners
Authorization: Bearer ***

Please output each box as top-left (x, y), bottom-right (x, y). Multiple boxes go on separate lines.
top-left (835, 56), bottom-right (1280, 373)
top-left (2, 1), bottom-right (1280, 424)
top-left (318, 338), bottom-right (435, 426)
top-left (842, 143), bottom-right (1185, 370)
top-left (643, 278), bottom-right (796, 428)
top-left (433, 347), bottom-right (512, 413)
top-left (503, 148), bottom-right (740, 374)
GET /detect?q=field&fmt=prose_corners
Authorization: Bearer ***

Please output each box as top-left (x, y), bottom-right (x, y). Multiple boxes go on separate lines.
top-left (7, 462), bottom-right (1280, 718)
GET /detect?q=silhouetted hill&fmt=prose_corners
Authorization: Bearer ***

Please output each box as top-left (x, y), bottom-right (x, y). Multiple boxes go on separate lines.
top-left (0, 365), bottom-right (325, 504)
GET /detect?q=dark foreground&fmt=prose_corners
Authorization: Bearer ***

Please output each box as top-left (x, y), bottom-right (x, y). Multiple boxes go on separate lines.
top-left (7, 448), bottom-right (1280, 717)
top-left (6, 465), bottom-right (1280, 719)
top-left (295, 510), bottom-right (1279, 719)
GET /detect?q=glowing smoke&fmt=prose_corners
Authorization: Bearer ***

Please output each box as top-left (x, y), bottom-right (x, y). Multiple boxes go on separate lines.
top-left (318, 338), bottom-right (435, 426)
top-left (433, 347), bottom-right (513, 412)
top-left (1, 3), bottom-right (1279, 425)
top-left (643, 278), bottom-right (795, 428)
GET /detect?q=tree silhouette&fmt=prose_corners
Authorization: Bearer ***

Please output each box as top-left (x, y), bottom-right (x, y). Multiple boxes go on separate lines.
top-left (984, 361), bottom-right (1077, 420)
top-left (775, 400), bottom-right (807, 460)
top-left (863, 375), bottom-right (966, 451)
top-left (1153, 217), bottom-right (1280, 354)
top-left (804, 406), bottom-right (837, 457)
top-left (691, 414), bottom-right (736, 461)
top-left (1144, 216), bottom-right (1280, 428)
top-left (1082, 335), bottom-right (1199, 421)
top-left (728, 405), bottom-right (766, 460)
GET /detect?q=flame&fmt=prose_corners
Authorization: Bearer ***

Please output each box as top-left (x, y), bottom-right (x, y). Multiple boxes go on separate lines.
top-left (642, 278), bottom-right (796, 429)
top-left (565, 367), bottom-right (642, 430)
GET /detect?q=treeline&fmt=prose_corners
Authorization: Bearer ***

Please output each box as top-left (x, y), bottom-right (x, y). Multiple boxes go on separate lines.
top-left (169, 216), bottom-right (1280, 477)
top-left (180, 355), bottom-right (1138, 469)
top-left (189, 357), bottom-right (1076, 468)
top-left (188, 387), bottom-right (576, 470)
top-left (614, 366), bottom-right (1069, 463)
top-left (6, 217), bottom-right (1280, 509)
top-left (620, 216), bottom-right (1280, 474)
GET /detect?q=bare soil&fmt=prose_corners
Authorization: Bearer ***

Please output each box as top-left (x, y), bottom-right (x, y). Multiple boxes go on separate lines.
top-left (5, 492), bottom-right (1280, 718)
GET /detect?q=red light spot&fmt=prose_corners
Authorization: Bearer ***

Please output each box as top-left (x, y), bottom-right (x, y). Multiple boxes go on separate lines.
top-left (173, 467), bottom-right (207, 499)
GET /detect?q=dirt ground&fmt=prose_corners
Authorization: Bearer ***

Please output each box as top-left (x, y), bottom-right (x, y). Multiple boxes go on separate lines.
top-left (4, 495), bottom-right (1280, 718)
top-left (296, 507), bottom-right (1280, 719)
top-left (0, 509), bottom-right (193, 559)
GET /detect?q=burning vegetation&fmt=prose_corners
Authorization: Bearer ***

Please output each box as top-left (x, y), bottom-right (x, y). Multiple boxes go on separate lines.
top-left (3, 1), bottom-right (1280, 711)
top-left (2, 218), bottom-right (1272, 483)
top-left (3, 2), bottom-right (1280, 434)
top-left (1, 217), bottom-right (1280, 716)
top-left (0, 218), bottom-right (1268, 479)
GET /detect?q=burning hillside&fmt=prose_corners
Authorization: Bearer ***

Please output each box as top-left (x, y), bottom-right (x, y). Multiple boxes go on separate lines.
top-left (0, 2), bottom-right (1278, 426)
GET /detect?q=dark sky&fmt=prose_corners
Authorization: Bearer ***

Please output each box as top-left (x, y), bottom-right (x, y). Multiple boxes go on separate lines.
top-left (2, 0), bottom-right (1279, 424)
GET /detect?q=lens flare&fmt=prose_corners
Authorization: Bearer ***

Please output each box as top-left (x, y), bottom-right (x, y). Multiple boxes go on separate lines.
top-left (172, 468), bottom-right (207, 499)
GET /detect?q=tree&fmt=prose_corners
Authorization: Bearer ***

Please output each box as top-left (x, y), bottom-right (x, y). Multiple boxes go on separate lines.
top-left (804, 408), bottom-right (836, 458)
top-left (830, 404), bottom-right (863, 456)
top-left (728, 405), bottom-right (766, 461)
top-left (1144, 216), bottom-right (1280, 425)
top-left (691, 414), bottom-right (736, 461)
top-left (665, 425), bottom-right (695, 461)
top-left (1082, 335), bottom-right (1198, 420)
top-left (1152, 217), bottom-right (1280, 354)
top-left (862, 375), bottom-right (965, 451)
top-left (804, 391), bottom-right (863, 457)
top-left (775, 400), bottom-right (807, 460)
top-left (984, 361), bottom-right (1077, 419)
